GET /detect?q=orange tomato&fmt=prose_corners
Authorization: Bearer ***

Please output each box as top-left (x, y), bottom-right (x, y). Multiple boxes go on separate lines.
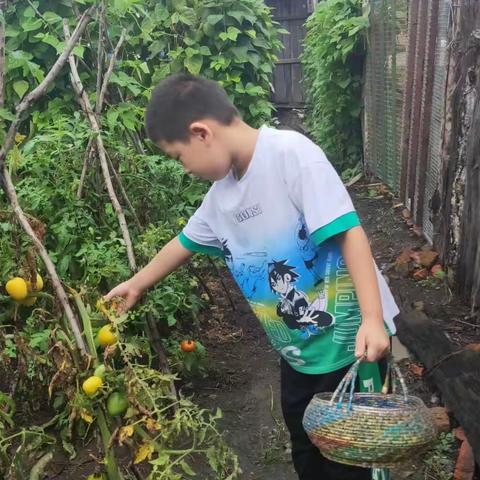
top-left (180, 339), bottom-right (196, 353)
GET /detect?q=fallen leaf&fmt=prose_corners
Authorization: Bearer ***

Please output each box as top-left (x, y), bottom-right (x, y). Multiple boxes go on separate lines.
top-left (394, 249), bottom-right (414, 276)
top-left (411, 250), bottom-right (439, 268)
top-left (409, 363), bottom-right (425, 377)
top-left (378, 184), bottom-right (390, 196)
top-left (429, 407), bottom-right (450, 433)
top-left (455, 427), bottom-right (467, 441)
top-left (413, 268), bottom-right (429, 281)
top-left (454, 437), bottom-right (475, 480)
top-left (412, 301), bottom-right (425, 311)
top-left (431, 264), bottom-right (446, 278)
top-left (465, 343), bottom-right (480, 353)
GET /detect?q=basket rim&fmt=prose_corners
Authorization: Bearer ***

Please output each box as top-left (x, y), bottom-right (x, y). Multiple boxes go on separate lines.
top-left (309, 391), bottom-right (428, 413)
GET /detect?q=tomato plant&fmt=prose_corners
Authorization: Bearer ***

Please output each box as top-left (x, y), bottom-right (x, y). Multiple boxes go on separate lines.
top-left (0, 0), bottom-right (282, 477)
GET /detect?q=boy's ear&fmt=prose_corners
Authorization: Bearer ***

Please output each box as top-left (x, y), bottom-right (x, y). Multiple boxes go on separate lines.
top-left (189, 121), bottom-right (211, 142)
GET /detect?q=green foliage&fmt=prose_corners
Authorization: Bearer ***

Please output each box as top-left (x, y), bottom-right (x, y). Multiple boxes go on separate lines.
top-left (302, 0), bottom-right (369, 170)
top-left (0, 1), bottom-right (282, 476)
top-left (1, 0), bottom-right (281, 131)
top-left (422, 432), bottom-right (456, 480)
top-left (144, 0), bottom-right (282, 124)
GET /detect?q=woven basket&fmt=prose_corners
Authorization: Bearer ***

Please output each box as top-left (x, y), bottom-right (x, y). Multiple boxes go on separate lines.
top-left (302, 356), bottom-right (438, 468)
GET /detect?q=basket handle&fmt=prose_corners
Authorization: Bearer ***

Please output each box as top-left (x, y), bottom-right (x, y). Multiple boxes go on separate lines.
top-left (329, 354), bottom-right (408, 410)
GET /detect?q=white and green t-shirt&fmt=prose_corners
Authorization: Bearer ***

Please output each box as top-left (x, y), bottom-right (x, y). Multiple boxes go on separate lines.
top-left (179, 126), bottom-right (399, 374)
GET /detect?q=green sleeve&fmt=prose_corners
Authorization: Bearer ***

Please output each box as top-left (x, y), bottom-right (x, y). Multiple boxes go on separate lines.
top-left (178, 232), bottom-right (224, 257)
top-left (310, 211), bottom-right (361, 246)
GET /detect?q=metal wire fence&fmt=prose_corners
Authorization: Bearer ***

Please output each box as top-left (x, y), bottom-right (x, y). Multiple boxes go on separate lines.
top-left (363, 0), bottom-right (409, 193)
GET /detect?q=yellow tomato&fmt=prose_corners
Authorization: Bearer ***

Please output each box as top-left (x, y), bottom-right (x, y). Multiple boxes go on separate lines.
top-left (26, 273), bottom-right (43, 290)
top-left (34, 273), bottom-right (43, 290)
top-left (20, 296), bottom-right (37, 306)
top-left (5, 277), bottom-right (28, 301)
top-left (98, 325), bottom-right (117, 347)
top-left (82, 376), bottom-right (103, 396)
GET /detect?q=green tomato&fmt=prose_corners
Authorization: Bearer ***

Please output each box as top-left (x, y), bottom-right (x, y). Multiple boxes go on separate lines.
top-left (94, 364), bottom-right (106, 379)
top-left (107, 391), bottom-right (129, 416)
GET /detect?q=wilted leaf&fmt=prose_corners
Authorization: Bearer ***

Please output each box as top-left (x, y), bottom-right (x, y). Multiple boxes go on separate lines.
top-left (145, 418), bottom-right (160, 432)
top-left (119, 424), bottom-right (134, 444)
top-left (134, 441), bottom-right (154, 464)
top-left (80, 409), bottom-right (94, 424)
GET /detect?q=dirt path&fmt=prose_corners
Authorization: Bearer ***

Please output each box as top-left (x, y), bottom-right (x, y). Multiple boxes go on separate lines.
top-left (193, 274), bottom-right (297, 480)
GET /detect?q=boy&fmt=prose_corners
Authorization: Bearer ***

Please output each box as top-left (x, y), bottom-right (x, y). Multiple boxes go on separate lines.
top-left (105, 74), bottom-right (399, 480)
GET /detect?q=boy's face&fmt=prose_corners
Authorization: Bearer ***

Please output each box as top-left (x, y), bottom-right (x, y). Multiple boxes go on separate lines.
top-left (160, 121), bottom-right (232, 181)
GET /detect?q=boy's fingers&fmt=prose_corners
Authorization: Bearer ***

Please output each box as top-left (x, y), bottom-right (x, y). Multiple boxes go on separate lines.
top-left (355, 335), bottom-right (366, 359)
top-left (103, 291), bottom-right (113, 301)
top-left (103, 285), bottom-right (126, 302)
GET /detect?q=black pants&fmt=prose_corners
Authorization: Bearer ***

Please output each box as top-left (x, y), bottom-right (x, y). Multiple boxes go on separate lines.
top-left (280, 359), bottom-right (372, 480)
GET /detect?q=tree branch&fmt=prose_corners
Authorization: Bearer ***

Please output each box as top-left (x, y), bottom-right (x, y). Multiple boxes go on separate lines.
top-left (0, 7), bottom-right (94, 355)
top-left (77, 136), bottom-right (95, 199)
top-left (106, 150), bottom-right (141, 229)
top-left (102, 26), bottom-right (146, 155)
top-left (95, 0), bottom-right (105, 109)
top-left (96, 28), bottom-right (126, 116)
top-left (63, 20), bottom-right (137, 272)
top-left (0, 7), bottom-right (94, 168)
top-left (0, 0), bottom-right (6, 108)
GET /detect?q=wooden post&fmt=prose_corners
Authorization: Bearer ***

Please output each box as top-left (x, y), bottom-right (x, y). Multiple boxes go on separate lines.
top-left (395, 310), bottom-right (480, 465)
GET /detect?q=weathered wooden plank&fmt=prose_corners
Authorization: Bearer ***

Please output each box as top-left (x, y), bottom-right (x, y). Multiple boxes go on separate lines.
top-left (395, 310), bottom-right (480, 464)
top-left (412, 0), bottom-right (439, 225)
top-left (291, 63), bottom-right (304, 104)
top-left (435, 1), bottom-right (480, 308)
top-left (273, 64), bottom-right (288, 104)
top-left (273, 15), bottom-right (310, 22)
top-left (406, 1), bottom-right (428, 210)
top-left (276, 58), bottom-right (302, 65)
top-left (264, 0), bottom-right (307, 106)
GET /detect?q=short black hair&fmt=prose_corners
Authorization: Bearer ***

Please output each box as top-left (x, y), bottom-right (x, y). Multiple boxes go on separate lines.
top-left (145, 74), bottom-right (240, 144)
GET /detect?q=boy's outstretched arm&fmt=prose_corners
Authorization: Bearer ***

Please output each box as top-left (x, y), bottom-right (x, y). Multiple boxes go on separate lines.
top-left (338, 226), bottom-right (390, 362)
top-left (104, 237), bottom-right (194, 313)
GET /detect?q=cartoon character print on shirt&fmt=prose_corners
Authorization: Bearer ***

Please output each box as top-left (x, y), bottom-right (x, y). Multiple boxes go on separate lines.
top-left (268, 260), bottom-right (335, 339)
top-left (222, 239), bottom-right (267, 301)
top-left (296, 217), bottom-right (329, 287)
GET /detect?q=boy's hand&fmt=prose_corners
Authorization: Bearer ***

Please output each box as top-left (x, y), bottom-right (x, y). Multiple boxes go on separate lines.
top-left (104, 280), bottom-right (142, 314)
top-left (355, 320), bottom-right (390, 362)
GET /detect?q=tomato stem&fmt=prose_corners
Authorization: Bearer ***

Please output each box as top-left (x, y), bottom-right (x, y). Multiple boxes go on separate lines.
top-left (70, 288), bottom-right (98, 361)
top-left (97, 408), bottom-right (123, 480)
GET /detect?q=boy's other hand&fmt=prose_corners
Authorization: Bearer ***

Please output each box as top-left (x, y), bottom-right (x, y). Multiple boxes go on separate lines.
top-left (103, 280), bottom-right (142, 314)
top-left (355, 321), bottom-right (390, 362)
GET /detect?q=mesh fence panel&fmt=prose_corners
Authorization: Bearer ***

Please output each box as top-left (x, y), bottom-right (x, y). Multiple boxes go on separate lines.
top-left (364, 0), bottom-right (409, 193)
top-left (423, 1), bottom-right (450, 242)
